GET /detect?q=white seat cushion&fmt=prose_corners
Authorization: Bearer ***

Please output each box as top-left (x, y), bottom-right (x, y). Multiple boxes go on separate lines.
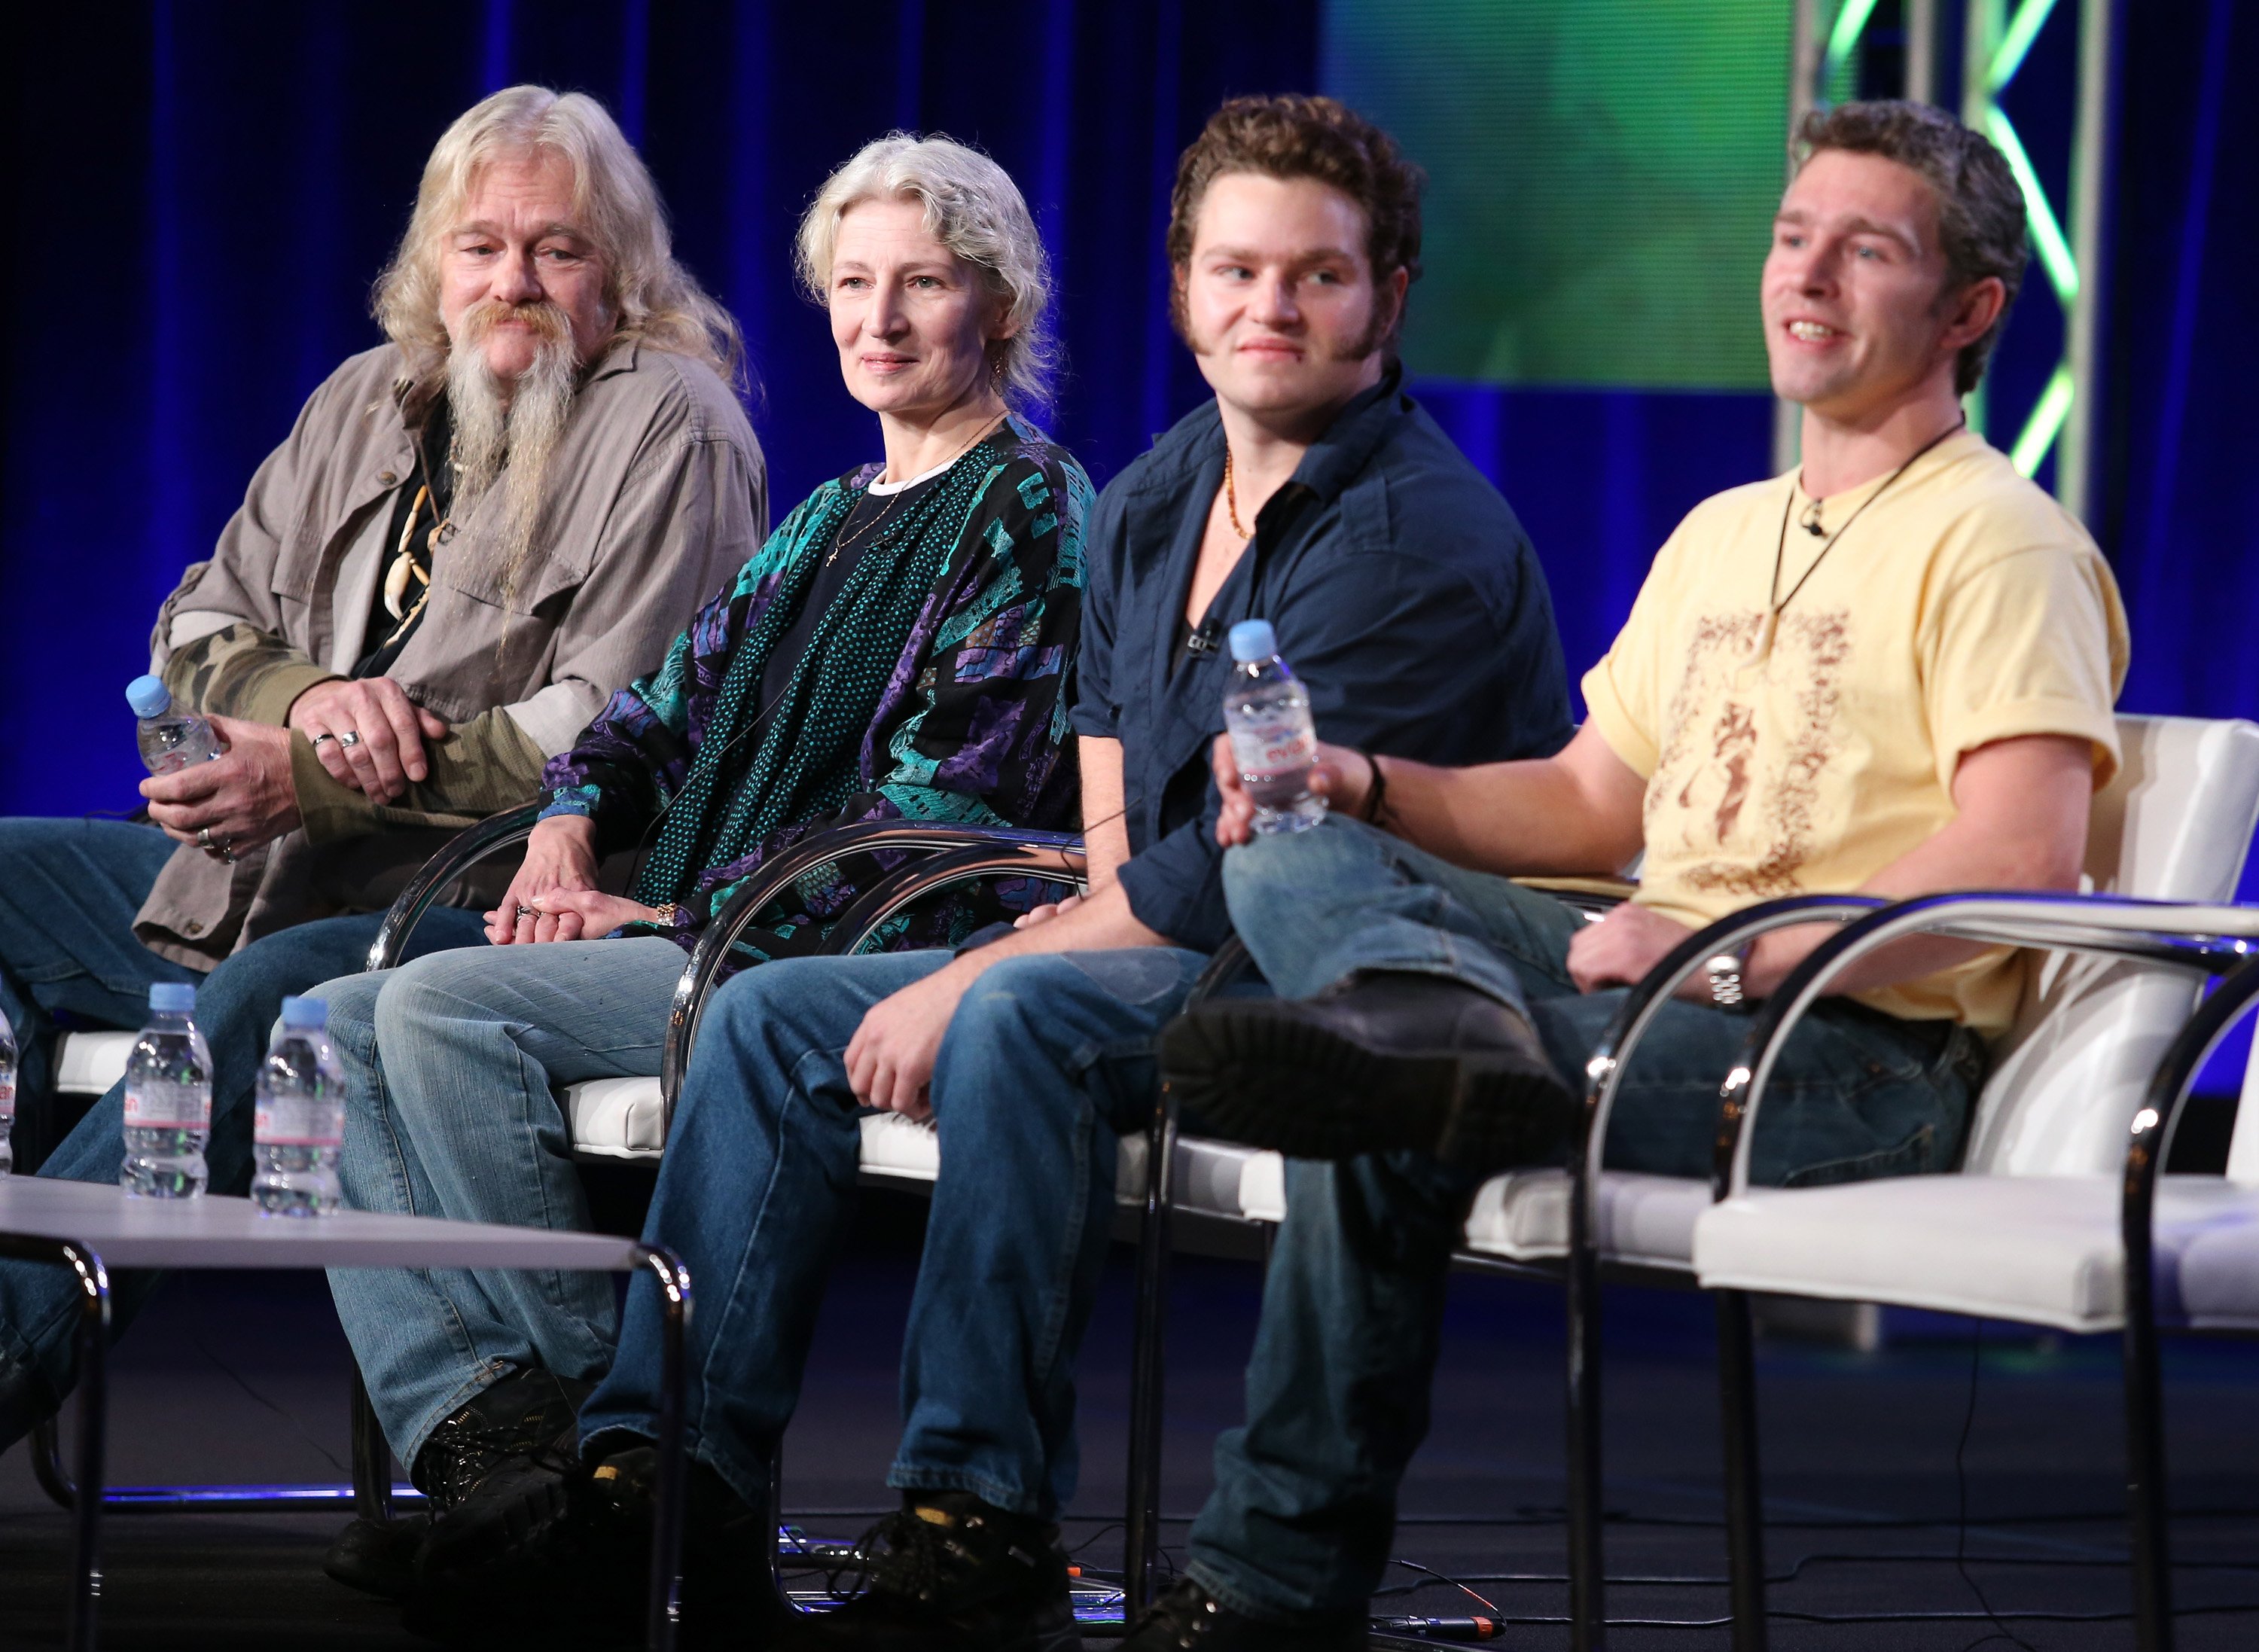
top-left (858, 1113), bottom-right (1270, 1212)
top-left (564, 1077), bottom-right (668, 1160)
top-left (53, 1031), bottom-right (136, 1096)
top-left (2178, 1214), bottom-right (2259, 1330)
top-left (566, 1081), bottom-right (1274, 1217)
top-left (1238, 1156), bottom-right (1708, 1271)
top-left (1694, 1172), bottom-right (2259, 1334)
top-left (1462, 1169), bottom-right (1710, 1269)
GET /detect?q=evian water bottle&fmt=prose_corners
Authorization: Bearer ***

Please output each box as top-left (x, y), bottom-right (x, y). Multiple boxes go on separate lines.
top-left (127, 675), bottom-right (221, 775)
top-left (121, 982), bottom-right (212, 1197)
top-left (252, 997), bottom-right (346, 1217)
top-left (1222, 620), bottom-right (1326, 835)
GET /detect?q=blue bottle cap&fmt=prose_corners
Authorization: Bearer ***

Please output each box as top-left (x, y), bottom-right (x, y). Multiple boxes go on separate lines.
top-left (126, 675), bottom-right (173, 718)
top-left (148, 982), bottom-right (197, 1013)
top-left (279, 996), bottom-right (327, 1029)
top-left (1227, 620), bottom-right (1279, 663)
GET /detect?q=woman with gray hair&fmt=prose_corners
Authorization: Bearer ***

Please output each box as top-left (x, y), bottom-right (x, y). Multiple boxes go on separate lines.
top-left (312, 133), bottom-right (1091, 1623)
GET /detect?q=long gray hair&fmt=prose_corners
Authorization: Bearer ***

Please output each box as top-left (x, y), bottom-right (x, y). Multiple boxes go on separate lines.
top-left (373, 85), bottom-right (742, 389)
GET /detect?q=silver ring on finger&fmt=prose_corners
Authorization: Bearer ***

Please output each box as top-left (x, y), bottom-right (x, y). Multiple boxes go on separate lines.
top-left (309, 732), bottom-right (338, 748)
top-left (197, 828), bottom-right (213, 849)
top-left (337, 730), bottom-right (363, 749)
top-left (517, 904), bottom-right (538, 922)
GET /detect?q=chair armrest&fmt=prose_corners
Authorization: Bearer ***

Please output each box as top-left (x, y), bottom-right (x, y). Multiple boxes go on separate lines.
top-left (2124, 953), bottom-right (2259, 1303)
top-left (363, 802), bottom-right (544, 973)
top-left (820, 834), bottom-right (1087, 957)
top-left (1575, 895), bottom-right (1886, 1202)
top-left (655, 823), bottom-right (1084, 1129)
top-left (1713, 891), bottom-right (2259, 1198)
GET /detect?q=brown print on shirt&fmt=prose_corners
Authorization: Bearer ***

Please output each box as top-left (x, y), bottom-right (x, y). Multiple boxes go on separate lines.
top-left (1684, 700), bottom-right (1761, 840)
top-left (1649, 609), bottom-right (1850, 898)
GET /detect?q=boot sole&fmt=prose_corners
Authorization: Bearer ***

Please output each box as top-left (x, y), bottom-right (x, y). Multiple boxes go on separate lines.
top-left (322, 1514), bottom-right (427, 1601)
top-left (1161, 1002), bottom-right (1576, 1175)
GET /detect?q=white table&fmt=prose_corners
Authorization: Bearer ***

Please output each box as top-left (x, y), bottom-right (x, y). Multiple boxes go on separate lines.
top-left (0, 1178), bottom-right (692, 1652)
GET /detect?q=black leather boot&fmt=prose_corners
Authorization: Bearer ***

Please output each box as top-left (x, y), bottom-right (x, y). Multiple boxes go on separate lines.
top-left (1160, 971), bottom-right (1576, 1175)
top-left (412, 1366), bottom-right (594, 1578)
top-left (776, 1490), bottom-right (1079, 1652)
top-left (325, 1364), bottom-right (588, 1602)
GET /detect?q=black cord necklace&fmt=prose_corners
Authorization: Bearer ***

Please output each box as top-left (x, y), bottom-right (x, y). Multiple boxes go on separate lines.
top-left (1756, 416), bottom-right (1965, 662)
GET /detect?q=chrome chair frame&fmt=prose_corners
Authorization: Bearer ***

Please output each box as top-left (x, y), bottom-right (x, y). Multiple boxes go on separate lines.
top-left (22, 810), bottom-right (1080, 1547)
top-left (1700, 892), bottom-right (2259, 1652)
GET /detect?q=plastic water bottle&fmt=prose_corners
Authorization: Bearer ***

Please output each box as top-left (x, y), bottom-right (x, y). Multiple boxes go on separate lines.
top-left (121, 982), bottom-right (212, 1198)
top-left (252, 997), bottom-right (346, 1217)
top-left (0, 1007), bottom-right (17, 1177)
top-left (127, 675), bottom-right (222, 775)
top-left (1222, 619), bottom-right (1326, 835)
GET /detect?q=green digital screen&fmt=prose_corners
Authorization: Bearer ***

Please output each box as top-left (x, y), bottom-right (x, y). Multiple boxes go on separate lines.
top-left (1322, 0), bottom-right (1793, 392)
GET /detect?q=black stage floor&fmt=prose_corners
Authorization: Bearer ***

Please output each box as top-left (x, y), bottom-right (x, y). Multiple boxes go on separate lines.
top-left (2, 1187), bottom-right (2254, 1649)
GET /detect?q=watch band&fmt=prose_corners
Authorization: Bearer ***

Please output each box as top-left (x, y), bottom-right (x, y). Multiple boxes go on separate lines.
top-left (1705, 943), bottom-right (1752, 1010)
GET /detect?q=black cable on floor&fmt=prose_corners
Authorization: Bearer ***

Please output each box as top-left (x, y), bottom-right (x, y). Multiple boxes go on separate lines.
top-left (975, 1504), bottom-right (2259, 1531)
top-left (185, 1323), bottom-right (347, 1477)
top-left (1367, 1547), bottom-right (2259, 1597)
top-left (1953, 1321), bottom-right (2041, 1652)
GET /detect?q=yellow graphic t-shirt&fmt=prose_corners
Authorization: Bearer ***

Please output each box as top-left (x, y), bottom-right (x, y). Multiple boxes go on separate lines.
top-left (1581, 428), bottom-right (2129, 1032)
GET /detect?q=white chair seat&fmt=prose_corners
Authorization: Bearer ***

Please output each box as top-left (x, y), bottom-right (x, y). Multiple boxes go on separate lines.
top-left (858, 1113), bottom-right (1274, 1212)
top-left (564, 1077), bottom-right (669, 1160)
top-left (1237, 1156), bottom-right (1709, 1270)
top-left (1461, 1169), bottom-right (1711, 1268)
top-left (2177, 1214), bottom-right (2259, 1329)
top-left (1694, 1172), bottom-right (2259, 1334)
top-left (53, 1031), bottom-right (136, 1096)
top-left (564, 1079), bottom-right (1276, 1215)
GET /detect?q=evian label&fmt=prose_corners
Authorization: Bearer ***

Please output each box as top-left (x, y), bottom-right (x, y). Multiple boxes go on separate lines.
top-left (0, 1077), bottom-right (14, 1117)
top-left (124, 1083), bottom-right (209, 1129)
top-left (255, 1097), bottom-right (343, 1148)
top-left (1229, 718), bottom-right (1315, 780)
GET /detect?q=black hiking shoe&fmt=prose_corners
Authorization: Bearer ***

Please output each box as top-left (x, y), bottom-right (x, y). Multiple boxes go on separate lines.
top-left (405, 1437), bottom-right (785, 1650)
top-left (412, 1366), bottom-right (594, 1580)
top-left (1120, 1575), bottom-right (1367, 1650)
top-left (778, 1491), bottom-right (1078, 1651)
top-left (322, 1510), bottom-right (428, 1600)
top-left (564, 1442), bottom-right (791, 1647)
top-left (328, 1365), bottom-right (588, 1604)
top-left (1160, 972), bottom-right (1577, 1175)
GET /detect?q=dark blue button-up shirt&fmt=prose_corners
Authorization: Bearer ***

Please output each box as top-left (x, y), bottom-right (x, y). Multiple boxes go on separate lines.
top-left (1071, 373), bottom-right (1575, 952)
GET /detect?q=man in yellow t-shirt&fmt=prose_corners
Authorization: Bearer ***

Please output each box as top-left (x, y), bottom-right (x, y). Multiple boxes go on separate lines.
top-left (1134, 101), bottom-right (2127, 1644)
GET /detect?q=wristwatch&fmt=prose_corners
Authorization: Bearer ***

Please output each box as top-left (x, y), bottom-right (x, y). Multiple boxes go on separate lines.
top-left (1705, 943), bottom-right (1754, 1011)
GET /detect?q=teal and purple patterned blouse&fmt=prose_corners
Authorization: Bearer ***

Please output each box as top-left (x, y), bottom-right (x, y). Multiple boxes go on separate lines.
top-left (541, 415), bottom-right (1087, 968)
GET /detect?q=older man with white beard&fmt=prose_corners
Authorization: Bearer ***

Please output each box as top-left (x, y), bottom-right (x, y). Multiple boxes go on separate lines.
top-left (0, 84), bottom-right (765, 1449)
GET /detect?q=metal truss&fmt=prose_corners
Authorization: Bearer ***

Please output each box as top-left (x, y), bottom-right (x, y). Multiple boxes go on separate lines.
top-left (1782, 0), bottom-right (2120, 521)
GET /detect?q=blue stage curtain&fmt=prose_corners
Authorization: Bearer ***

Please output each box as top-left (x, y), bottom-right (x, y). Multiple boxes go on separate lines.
top-left (0, 0), bottom-right (2247, 846)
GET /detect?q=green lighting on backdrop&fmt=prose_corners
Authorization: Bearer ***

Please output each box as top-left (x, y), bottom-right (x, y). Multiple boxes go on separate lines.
top-left (1322, 0), bottom-right (1791, 392)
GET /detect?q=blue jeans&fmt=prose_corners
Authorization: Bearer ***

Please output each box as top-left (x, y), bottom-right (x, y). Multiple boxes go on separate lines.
top-left (580, 942), bottom-right (1215, 1519)
top-left (319, 936), bottom-right (690, 1469)
top-left (0, 818), bottom-right (200, 1169)
top-left (0, 815), bottom-right (486, 1448)
top-left (1181, 817), bottom-right (1985, 1620)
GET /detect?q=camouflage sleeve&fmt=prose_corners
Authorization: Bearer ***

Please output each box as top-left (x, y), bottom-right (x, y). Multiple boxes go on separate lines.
top-left (291, 705), bottom-right (550, 844)
top-left (160, 621), bottom-right (337, 727)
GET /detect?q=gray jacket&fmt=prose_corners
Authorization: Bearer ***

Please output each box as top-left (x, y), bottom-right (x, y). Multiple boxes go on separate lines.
top-left (137, 337), bottom-right (767, 966)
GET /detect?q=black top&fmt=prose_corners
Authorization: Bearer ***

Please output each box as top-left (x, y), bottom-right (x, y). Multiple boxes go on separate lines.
top-left (357, 395), bottom-right (456, 679)
top-left (752, 467), bottom-right (946, 721)
top-left (1070, 368), bottom-right (1575, 952)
